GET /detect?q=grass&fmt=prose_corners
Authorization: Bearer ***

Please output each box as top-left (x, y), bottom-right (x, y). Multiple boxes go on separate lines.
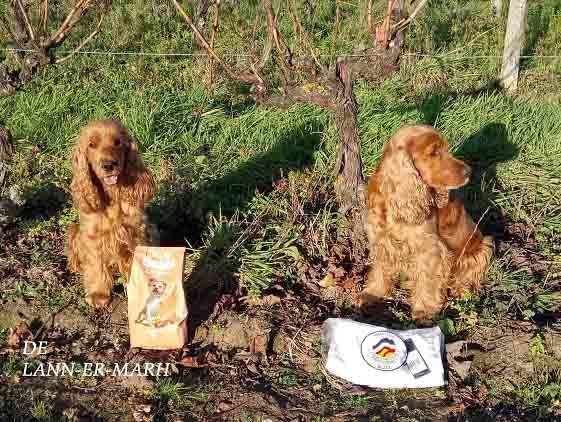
top-left (148, 379), bottom-right (215, 420)
top-left (1, 0), bottom-right (561, 420)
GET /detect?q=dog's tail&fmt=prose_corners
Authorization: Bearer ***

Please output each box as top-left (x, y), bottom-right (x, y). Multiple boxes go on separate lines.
top-left (67, 224), bottom-right (80, 273)
top-left (451, 235), bottom-right (494, 296)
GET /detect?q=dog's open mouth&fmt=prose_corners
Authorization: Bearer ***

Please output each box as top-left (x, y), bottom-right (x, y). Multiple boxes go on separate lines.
top-left (103, 175), bottom-right (119, 185)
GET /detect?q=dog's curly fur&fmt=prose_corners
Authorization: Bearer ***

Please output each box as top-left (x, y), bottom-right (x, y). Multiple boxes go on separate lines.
top-left (361, 125), bottom-right (494, 320)
top-left (67, 119), bottom-right (157, 308)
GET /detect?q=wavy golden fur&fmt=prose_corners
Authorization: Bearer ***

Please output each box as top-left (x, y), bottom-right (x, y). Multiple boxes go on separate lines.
top-left (67, 119), bottom-right (157, 307)
top-left (361, 125), bottom-right (494, 320)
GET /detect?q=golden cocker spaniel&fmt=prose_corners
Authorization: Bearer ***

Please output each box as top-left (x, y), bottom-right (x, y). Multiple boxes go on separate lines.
top-left (361, 125), bottom-right (494, 320)
top-left (67, 119), bottom-right (157, 308)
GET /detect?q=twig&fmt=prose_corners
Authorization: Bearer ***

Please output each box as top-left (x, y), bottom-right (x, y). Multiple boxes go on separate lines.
top-left (392, 0), bottom-right (429, 33)
top-left (170, 0), bottom-right (262, 85)
top-left (49, 0), bottom-right (91, 46)
top-left (207, 1), bottom-right (220, 87)
top-left (39, 0), bottom-right (49, 36)
top-left (255, 29), bottom-right (273, 73)
top-left (14, 0), bottom-right (35, 41)
top-left (287, 0), bottom-right (325, 73)
top-left (247, 9), bottom-right (263, 64)
top-left (331, 0), bottom-right (341, 65)
top-left (55, 13), bottom-right (105, 64)
top-left (0, 16), bottom-right (20, 47)
top-left (367, 0), bottom-right (374, 39)
top-left (250, 10), bottom-right (260, 44)
top-left (378, 0), bottom-right (397, 48)
top-left (262, 0), bottom-right (291, 83)
top-left (455, 207), bottom-right (490, 267)
top-left (226, 209), bottom-right (266, 258)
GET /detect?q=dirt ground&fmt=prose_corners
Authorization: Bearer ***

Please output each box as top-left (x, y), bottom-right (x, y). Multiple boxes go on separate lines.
top-left (1, 217), bottom-right (561, 422)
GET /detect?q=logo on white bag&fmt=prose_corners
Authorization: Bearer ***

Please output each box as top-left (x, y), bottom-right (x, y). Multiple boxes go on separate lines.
top-left (142, 254), bottom-right (174, 272)
top-left (360, 331), bottom-right (408, 371)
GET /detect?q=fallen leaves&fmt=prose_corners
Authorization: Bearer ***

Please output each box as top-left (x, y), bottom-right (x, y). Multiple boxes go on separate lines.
top-left (177, 350), bottom-right (217, 368)
top-left (249, 334), bottom-right (268, 356)
top-left (340, 275), bottom-right (358, 290)
top-left (314, 236), bottom-right (367, 294)
top-left (319, 273), bottom-right (337, 288)
top-left (241, 294), bottom-right (282, 307)
top-left (319, 268), bottom-right (359, 291)
top-left (7, 322), bottom-right (32, 349)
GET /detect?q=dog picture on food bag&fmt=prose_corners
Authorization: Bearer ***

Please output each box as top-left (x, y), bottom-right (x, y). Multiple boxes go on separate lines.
top-left (134, 278), bottom-right (173, 328)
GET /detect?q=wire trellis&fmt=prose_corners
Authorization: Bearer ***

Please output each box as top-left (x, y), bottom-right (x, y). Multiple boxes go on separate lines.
top-left (2, 47), bottom-right (561, 60)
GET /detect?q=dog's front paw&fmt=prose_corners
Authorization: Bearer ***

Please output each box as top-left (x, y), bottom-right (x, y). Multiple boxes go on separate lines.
top-left (86, 292), bottom-right (111, 308)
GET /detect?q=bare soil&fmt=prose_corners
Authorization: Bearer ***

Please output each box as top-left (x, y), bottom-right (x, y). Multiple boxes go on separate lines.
top-left (1, 219), bottom-right (561, 421)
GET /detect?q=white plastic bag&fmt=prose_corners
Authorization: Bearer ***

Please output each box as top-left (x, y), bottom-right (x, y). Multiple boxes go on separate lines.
top-left (321, 318), bottom-right (446, 389)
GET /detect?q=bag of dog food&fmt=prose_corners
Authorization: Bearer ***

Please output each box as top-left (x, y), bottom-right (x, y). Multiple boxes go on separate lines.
top-left (127, 246), bottom-right (188, 350)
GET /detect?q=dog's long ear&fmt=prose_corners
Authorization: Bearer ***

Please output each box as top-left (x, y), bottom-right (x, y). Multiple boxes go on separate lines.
top-left (121, 138), bottom-right (155, 206)
top-left (70, 145), bottom-right (103, 212)
top-left (380, 145), bottom-right (432, 224)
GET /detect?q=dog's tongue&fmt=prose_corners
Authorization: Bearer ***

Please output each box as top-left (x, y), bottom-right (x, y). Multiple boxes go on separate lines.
top-left (103, 175), bottom-right (118, 185)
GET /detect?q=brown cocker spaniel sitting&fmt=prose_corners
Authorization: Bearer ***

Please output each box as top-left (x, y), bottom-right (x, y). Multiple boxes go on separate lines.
top-left (67, 119), bottom-right (157, 308)
top-left (361, 125), bottom-right (494, 320)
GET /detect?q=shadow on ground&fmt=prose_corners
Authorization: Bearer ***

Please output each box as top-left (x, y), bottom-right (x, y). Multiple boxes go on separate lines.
top-left (147, 121), bottom-right (324, 339)
top-left (17, 182), bottom-right (70, 222)
top-left (416, 80), bottom-right (520, 236)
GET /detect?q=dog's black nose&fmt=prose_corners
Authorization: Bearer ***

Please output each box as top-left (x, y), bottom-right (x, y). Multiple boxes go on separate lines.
top-left (101, 160), bottom-right (118, 171)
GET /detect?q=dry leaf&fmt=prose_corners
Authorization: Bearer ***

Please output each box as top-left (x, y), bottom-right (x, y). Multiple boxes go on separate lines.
top-left (7, 322), bottom-right (32, 348)
top-left (249, 334), bottom-right (268, 355)
top-left (177, 356), bottom-right (207, 368)
top-left (217, 401), bottom-right (232, 412)
top-left (243, 294), bottom-right (282, 307)
top-left (246, 362), bottom-right (260, 375)
top-left (331, 266), bottom-right (346, 280)
top-left (319, 273), bottom-right (337, 288)
top-left (242, 296), bottom-right (263, 306)
top-left (177, 351), bottom-right (215, 368)
top-left (261, 295), bottom-right (281, 306)
top-left (340, 276), bottom-right (358, 290)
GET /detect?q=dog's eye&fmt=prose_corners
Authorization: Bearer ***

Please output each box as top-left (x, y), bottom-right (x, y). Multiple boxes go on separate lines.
top-left (114, 138), bottom-right (121, 146)
top-left (88, 135), bottom-right (99, 148)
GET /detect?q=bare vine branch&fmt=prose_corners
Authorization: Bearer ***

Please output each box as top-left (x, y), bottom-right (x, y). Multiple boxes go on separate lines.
top-left (14, 0), bottom-right (35, 41)
top-left (0, 16), bottom-right (20, 47)
top-left (262, 0), bottom-right (291, 84)
top-left (2, 0), bottom-right (109, 96)
top-left (169, 0), bottom-right (417, 212)
top-left (170, 0), bottom-right (264, 88)
top-left (255, 30), bottom-right (273, 73)
top-left (49, 0), bottom-right (92, 47)
top-left (207, 1), bottom-right (220, 87)
top-left (392, 0), bottom-right (429, 33)
top-left (55, 13), bottom-right (105, 64)
top-left (39, 0), bottom-right (49, 37)
top-left (331, 0), bottom-right (341, 65)
top-left (367, 0), bottom-right (374, 39)
top-left (287, 0), bottom-right (324, 73)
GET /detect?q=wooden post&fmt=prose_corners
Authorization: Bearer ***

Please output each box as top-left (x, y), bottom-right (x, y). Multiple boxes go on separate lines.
top-left (500, 0), bottom-right (528, 93)
top-left (491, 0), bottom-right (502, 17)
